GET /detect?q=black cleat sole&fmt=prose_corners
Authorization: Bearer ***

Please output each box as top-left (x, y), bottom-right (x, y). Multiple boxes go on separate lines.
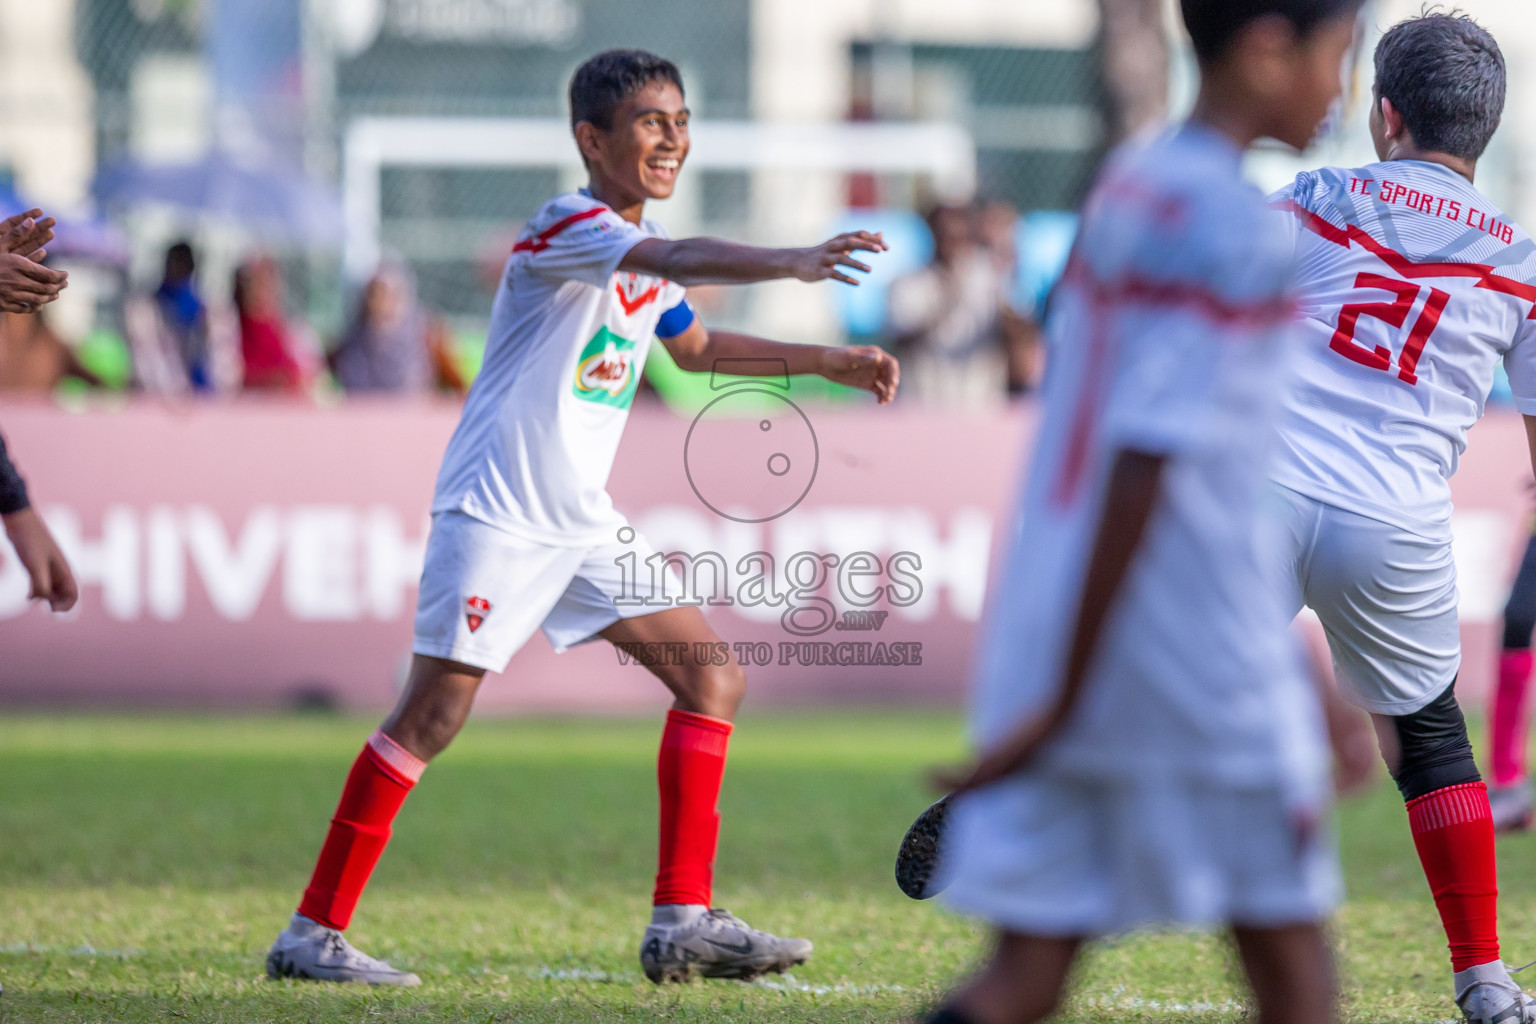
top-left (895, 794), bottom-right (953, 900)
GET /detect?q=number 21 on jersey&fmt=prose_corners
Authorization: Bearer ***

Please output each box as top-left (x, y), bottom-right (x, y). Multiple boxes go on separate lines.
top-left (1330, 271), bottom-right (1450, 386)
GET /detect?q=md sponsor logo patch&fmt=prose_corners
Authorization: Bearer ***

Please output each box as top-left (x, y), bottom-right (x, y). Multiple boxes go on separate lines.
top-left (573, 327), bottom-right (641, 407)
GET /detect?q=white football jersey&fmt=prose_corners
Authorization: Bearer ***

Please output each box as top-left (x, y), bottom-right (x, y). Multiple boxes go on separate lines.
top-left (972, 123), bottom-right (1326, 797)
top-left (1270, 161), bottom-right (1536, 536)
top-left (431, 191), bottom-right (688, 545)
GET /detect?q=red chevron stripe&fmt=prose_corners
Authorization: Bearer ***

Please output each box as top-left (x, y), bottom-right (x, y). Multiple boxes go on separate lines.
top-left (1275, 200), bottom-right (1536, 314)
top-left (512, 206), bottom-right (605, 254)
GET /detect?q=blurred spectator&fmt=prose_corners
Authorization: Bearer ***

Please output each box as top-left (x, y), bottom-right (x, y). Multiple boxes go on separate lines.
top-left (330, 265), bottom-right (466, 394)
top-left (234, 256), bottom-right (313, 393)
top-left (155, 242), bottom-right (210, 389)
top-left (886, 203), bottom-right (1023, 407)
top-left (125, 241), bottom-right (237, 396)
top-left (975, 199), bottom-right (1044, 395)
top-left (0, 311), bottom-right (101, 391)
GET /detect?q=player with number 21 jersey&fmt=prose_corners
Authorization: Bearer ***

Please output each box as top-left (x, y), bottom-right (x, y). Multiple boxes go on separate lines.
top-left (1267, 12), bottom-right (1536, 1022)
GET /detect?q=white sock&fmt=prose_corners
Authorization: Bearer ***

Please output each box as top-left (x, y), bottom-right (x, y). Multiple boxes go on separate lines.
top-left (289, 912), bottom-right (327, 936)
top-left (651, 904), bottom-right (708, 927)
top-left (1454, 960), bottom-right (1515, 1001)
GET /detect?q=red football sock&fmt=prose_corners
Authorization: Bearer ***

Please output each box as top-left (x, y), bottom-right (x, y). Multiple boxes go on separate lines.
top-left (653, 709), bottom-right (733, 907)
top-left (1407, 781), bottom-right (1500, 972)
top-left (297, 730), bottom-right (426, 931)
top-left (1491, 649), bottom-right (1535, 786)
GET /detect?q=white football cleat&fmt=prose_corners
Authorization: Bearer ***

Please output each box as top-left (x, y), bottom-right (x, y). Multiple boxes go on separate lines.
top-left (640, 908), bottom-right (812, 983)
top-left (1455, 961), bottom-right (1536, 1023)
top-left (266, 913), bottom-right (421, 986)
top-left (1490, 783), bottom-right (1534, 834)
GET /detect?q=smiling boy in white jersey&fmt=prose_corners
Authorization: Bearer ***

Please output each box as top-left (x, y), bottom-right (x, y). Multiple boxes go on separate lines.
top-left (264, 49), bottom-right (900, 988)
top-left (1268, 12), bottom-right (1536, 1022)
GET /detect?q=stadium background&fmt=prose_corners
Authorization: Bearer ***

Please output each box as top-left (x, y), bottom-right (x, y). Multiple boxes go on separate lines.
top-left (1, 0), bottom-right (1535, 710)
top-left (10, 5), bottom-right (1536, 1024)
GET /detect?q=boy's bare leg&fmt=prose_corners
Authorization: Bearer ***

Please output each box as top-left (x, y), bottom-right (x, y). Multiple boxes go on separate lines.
top-left (600, 606), bottom-right (810, 982)
top-left (1232, 923), bottom-right (1336, 1024)
top-left (382, 655), bottom-right (487, 760)
top-left (599, 606), bottom-right (745, 719)
top-left (941, 931), bottom-right (1081, 1024)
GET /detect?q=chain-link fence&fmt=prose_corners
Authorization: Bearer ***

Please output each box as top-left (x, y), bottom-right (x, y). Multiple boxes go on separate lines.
top-left (51, 0), bottom-right (1104, 361)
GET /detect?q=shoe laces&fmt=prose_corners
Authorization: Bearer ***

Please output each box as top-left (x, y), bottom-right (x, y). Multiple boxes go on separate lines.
top-left (322, 929), bottom-right (384, 970)
top-left (702, 908), bottom-right (769, 940)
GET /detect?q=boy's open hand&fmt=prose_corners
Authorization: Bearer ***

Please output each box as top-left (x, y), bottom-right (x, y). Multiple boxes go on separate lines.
top-left (1326, 688), bottom-right (1379, 797)
top-left (819, 345), bottom-right (900, 403)
top-left (795, 231), bottom-right (887, 285)
top-left (930, 709), bottom-right (1059, 797)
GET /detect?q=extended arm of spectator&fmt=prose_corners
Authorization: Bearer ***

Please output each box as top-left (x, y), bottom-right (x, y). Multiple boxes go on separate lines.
top-left (0, 431), bottom-right (79, 612)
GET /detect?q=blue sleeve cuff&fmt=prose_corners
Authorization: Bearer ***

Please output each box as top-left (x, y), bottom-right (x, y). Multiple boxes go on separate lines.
top-left (655, 299), bottom-right (696, 339)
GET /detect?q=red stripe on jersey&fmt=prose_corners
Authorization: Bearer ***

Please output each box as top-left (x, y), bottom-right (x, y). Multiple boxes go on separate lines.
top-left (1051, 302), bottom-right (1113, 508)
top-left (511, 206), bottom-right (606, 254)
top-left (1062, 255), bottom-right (1296, 326)
top-left (1045, 256), bottom-right (1292, 508)
top-left (1274, 199), bottom-right (1351, 248)
top-left (1276, 200), bottom-right (1536, 310)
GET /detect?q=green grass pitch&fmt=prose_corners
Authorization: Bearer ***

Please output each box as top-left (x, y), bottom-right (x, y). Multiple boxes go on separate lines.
top-left (0, 711), bottom-right (1528, 1022)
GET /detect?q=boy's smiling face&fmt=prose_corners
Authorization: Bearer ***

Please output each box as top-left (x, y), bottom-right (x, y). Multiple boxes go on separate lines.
top-left (578, 80), bottom-right (690, 210)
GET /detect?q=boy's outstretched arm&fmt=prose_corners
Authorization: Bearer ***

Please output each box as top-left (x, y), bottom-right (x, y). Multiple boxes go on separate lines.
top-left (937, 449), bottom-right (1166, 793)
top-left (622, 231), bottom-right (887, 288)
top-left (661, 318), bottom-right (899, 404)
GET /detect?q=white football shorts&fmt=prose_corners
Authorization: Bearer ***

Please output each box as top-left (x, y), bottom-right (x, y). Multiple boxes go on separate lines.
top-left (412, 510), bottom-right (680, 672)
top-left (942, 771), bottom-right (1340, 937)
top-left (1270, 484), bottom-right (1460, 715)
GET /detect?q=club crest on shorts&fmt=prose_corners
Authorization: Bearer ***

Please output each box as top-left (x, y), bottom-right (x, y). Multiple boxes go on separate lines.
top-left (465, 596), bottom-right (491, 633)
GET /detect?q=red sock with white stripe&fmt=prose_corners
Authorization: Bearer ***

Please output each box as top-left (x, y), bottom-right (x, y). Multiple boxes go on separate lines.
top-left (653, 709), bottom-right (733, 911)
top-left (297, 730), bottom-right (427, 931)
top-left (1491, 649), bottom-right (1535, 787)
top-left (1407, 781), bottom-right (1500, 972)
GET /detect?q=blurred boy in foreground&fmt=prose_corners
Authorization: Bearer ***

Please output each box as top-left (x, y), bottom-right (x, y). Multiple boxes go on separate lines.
top-left (924, 2), bottom-right (1370, 1022)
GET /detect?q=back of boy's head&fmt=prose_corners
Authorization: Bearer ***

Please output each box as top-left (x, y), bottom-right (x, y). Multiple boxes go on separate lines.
top-left (1374, 10), bottom-right (1504, 162)
top-left (568, 49), bottom-right (685, 132)
top-left (1181, 0), bottom-right (1363, 64)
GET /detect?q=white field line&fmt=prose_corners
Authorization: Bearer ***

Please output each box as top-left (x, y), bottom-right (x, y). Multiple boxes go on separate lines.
top-left (0, 943), bottom-right (142, 959)
top-left (1078, 991), bottom-right (1455, 1023)
top-left (505, 965), bottom-right (906, 995)
top-left (527, 966), bottom-right (632, 983)
top-left (750, 974), bottom-right (907, 996)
